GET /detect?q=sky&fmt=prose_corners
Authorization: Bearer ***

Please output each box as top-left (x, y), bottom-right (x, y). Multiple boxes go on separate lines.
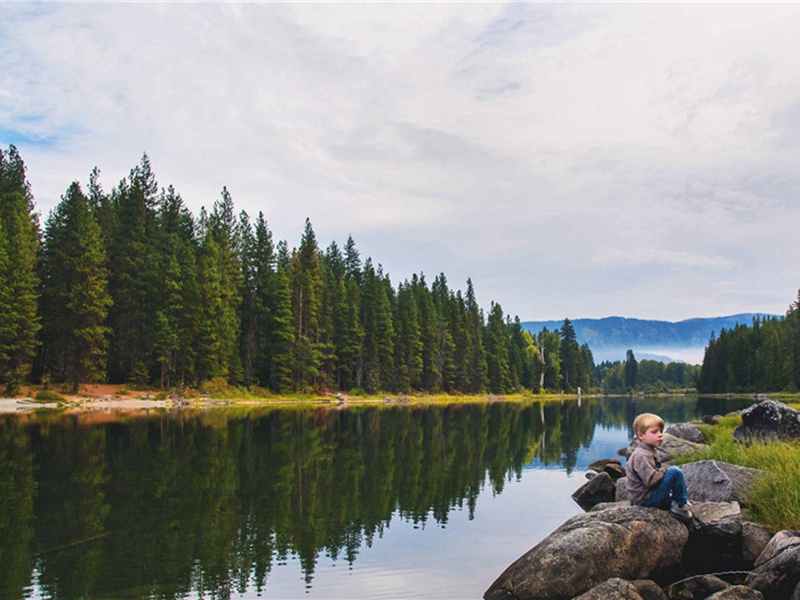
top-left (1, 2), bottom-right (799, 323)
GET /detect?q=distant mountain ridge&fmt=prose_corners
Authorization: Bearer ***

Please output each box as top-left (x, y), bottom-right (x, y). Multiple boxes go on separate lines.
top-left (521, 314), bottom-right (778, 365)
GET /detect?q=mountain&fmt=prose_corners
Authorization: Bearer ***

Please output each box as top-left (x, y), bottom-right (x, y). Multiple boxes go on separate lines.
top-left (521, 314), bottom-right (778, 365)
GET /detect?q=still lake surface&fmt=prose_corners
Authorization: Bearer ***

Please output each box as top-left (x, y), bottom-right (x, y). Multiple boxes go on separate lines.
top-left (1, 395), bottom-right (755, 599)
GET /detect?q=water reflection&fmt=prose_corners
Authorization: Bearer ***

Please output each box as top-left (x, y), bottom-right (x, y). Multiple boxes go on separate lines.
top-left (0, 396), bottom-right (753, 599)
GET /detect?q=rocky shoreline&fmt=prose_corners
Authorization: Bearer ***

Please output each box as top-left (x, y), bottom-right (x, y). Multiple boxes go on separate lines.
top-left (484, 400), bottom-right (800, 600)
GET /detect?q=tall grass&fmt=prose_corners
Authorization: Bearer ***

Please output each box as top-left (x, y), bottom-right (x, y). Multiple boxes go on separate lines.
top-left (673, 415), bottom-right (800, 531)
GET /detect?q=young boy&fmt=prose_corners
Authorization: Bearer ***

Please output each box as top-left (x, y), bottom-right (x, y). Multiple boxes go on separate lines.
top-left (626, 412), bottom-right (693, 521)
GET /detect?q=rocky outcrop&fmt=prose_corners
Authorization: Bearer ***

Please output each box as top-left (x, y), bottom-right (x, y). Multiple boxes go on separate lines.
top-left (666, 423), bottom-right (706, 445)
top-left (733, 401), bottom-right (800, 442)
top-left (682, 461), bottom-right (765, 505)
top-left (483, 505), bottom-right (689, 600)
top-left (665, 574), bottom-right (731, 599)
top-left (745, 530), bottom-right (800, 598)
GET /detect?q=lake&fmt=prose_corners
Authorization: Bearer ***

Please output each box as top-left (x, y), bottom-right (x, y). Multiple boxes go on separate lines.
top-left (0, 395), bottom-right (755, 599)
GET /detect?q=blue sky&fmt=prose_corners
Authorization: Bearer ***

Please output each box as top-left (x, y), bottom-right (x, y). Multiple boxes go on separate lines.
top-left (1, 3), bottom-right (799, 322)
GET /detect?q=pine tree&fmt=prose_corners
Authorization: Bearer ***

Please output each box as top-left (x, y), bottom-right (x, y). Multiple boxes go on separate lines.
top-left (291, 219), bottom-right (323, 390)
top-left (485, 302), bottom-right (512, 394)
top-left (40, 182), bottom-right (111, 392)
top-left (266, 241), bottom-right (294, 392)
top-left (0, 146), bottom-right (40, 394)
top-left (106, 154), bottom-right (159, 384)
top-left (559, 318), bottom-right (580, 392)
top-left (464, 279), bottom-right (487, 393)
top-left (624, 349), bottom-right (638, 390)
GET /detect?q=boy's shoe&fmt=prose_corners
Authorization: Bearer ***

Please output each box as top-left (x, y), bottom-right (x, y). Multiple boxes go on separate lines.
top-left (669, 501), bottom-right (693, 522)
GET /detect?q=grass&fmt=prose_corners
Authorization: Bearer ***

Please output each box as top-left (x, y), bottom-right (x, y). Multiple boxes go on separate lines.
top-left (33, 389), bottom-right (67, 403)
top-left (672, 415), bottom-right (800, 531)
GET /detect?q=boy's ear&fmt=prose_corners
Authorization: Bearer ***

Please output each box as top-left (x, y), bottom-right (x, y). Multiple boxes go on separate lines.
top-left (635, 430), bottom-right (645, 441)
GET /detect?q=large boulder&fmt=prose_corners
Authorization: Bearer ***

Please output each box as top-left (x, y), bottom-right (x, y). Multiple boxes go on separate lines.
top-left (665, 423), bottom-right (706, 445)
top-left (681, 502), bottom-right (742, 574)
top-left (483, 505), bottom-right (689, 600)
top-left (573, 577), bottom-right (644, 599)
top-left (631, 579), bottom-right (669, 600)
top-left (618, 433), bottom-right (707, 462)
top-left (733, 401), bottom-right (800, 442)
top-left (617, 476), bottom-right (631, 502)
top-left (745, 530), bottom-right (800, 598)
top-left (681, 460), bottom-right (764, 505)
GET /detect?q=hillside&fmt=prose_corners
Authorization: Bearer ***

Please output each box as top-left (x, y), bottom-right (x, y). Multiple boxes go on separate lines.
top-left (521, 314), bottom-right (777, 364)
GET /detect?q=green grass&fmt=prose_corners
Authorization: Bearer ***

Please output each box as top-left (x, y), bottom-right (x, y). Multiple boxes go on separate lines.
top-left (673, 415), bottom-right (800, 531)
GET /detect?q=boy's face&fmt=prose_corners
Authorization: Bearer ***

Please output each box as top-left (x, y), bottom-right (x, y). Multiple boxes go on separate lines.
top-left (637, 425), bottom-right (663, 446)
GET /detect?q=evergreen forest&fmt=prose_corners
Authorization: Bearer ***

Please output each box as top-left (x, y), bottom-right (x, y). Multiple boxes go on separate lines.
top-left (0, 146), bottom-right (599, 396)
top-left (697, 292), bottom-right (800, 393)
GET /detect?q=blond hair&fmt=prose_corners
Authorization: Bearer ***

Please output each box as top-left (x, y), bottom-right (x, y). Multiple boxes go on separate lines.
top-left (632, 413), bottom-right (664, 435)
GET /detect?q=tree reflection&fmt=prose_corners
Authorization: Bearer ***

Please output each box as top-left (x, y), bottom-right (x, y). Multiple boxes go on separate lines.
top-left (0, 397), bottom-right (733, 598)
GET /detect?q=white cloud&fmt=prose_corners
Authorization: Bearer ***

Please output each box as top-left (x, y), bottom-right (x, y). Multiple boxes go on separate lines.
top-left (1, 2), bottom-right (799, 321)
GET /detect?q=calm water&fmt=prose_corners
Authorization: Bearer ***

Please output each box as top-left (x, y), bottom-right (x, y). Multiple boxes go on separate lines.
top-left (0, 395), bottom-right (754, 599)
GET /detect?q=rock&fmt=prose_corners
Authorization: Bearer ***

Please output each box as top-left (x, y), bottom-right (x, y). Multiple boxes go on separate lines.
top-left (705, 586), bottom-right (764, 599)
top-left (618, 433), bottom-right (707, 462)
top-left (665, 423), bottom-right (706, 444)
top-left (617, 476), bottom-right (631, 503)
top-left (572, 471), bottom-right (617, 510)
top-left (590, 501), bottom-right (630, 512)
top-left (587, 459), bottom-right (626, 480)
top-left (483, 505), bottom-right (689, 600)
top-left (573, 577), bottom-right (644, 599)
top-left (586, 471), bottom-right (597, 480)
top-left (739, 522), bottom-right (773, 568)
top-left (745, 530), bottom-right (800, 598)
top-left (589, 458), bottom-right (623, 472)
top-left (703, 415), bottom-right (723, 425)
top-left (682, 502), bottom-right (742, 574)
top-left (631, 579), bottom-right (669, 600)
top-left (733, 400), bottom-right (800, 442)
top-left (681, 460), bottom-right (764, 505)
top-left (665, 574), bottom-right (730, 599)
top-left (604, 462), bottom-right (627, 480)
top-left (793, 581), bottom-right (800, 600)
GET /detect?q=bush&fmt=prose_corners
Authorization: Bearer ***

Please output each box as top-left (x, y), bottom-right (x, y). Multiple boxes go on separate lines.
top-left (34, 389), bottom-right (67, 403)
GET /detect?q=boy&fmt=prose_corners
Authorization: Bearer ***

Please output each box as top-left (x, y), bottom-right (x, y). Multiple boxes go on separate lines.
top-left (625, 412), bottom-right (693, 521)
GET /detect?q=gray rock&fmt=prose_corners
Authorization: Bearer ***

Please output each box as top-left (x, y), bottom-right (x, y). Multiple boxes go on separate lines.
top-left (574, 577), bottom-right (644, 599)
top-left (589, 458), bottom-right (623, 472)
top-left (792, 581), bottom-right (800, 600)
top-left (746, 530), bottom-right (800, 598)
top-left (705, 586), bottom-right (764, 600)
top-left (617, 476), bottom-right (631, 503)
top-left (682, 502), bottom-right (743, 575)
top-left (703, 415), bottom-right (723, 425)
top-left (590, 501), bottom-right (631, 512)
top-left (739, 522), bottom-right (773, 568)
top-left (734, 400), bottom-right (800, 442)
top-left (665, 574), bottom-right (730, 599)
top-left (483, 505), bottom-right (689, 600)
top-left (631, 579), bottom-right (669, 600)
top-left (682, 460), bottom-right (764, 505)
top-left (619, 433), bottom-right (708, 462)
top-left (665, 423), bottom-right (706, 444)
top-left (572, 471), bottom-right (617, 510)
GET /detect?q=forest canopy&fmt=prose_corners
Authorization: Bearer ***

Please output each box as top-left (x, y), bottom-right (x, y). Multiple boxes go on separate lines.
top-left (0, 146), bottom-right (601, 396)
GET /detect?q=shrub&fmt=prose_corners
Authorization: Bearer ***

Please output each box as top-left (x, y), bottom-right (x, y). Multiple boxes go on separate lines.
top-left (34, 389), bottom-right (67, 403)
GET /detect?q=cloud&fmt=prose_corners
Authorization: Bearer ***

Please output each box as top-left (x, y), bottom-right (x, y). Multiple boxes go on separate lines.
top-left (1, 2), bottom-right (799, 320)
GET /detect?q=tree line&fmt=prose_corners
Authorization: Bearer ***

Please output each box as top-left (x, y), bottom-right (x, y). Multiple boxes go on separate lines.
top-left (0, 146), bottom-right (597, 395)
top-left (594, 349), bottom-right (700, 393)
top-left (697, 292), bottom-right (800, 393)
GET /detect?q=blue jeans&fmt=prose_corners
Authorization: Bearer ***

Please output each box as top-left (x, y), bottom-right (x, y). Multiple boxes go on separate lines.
top-left (642, 466), bottom-right (688, 509)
